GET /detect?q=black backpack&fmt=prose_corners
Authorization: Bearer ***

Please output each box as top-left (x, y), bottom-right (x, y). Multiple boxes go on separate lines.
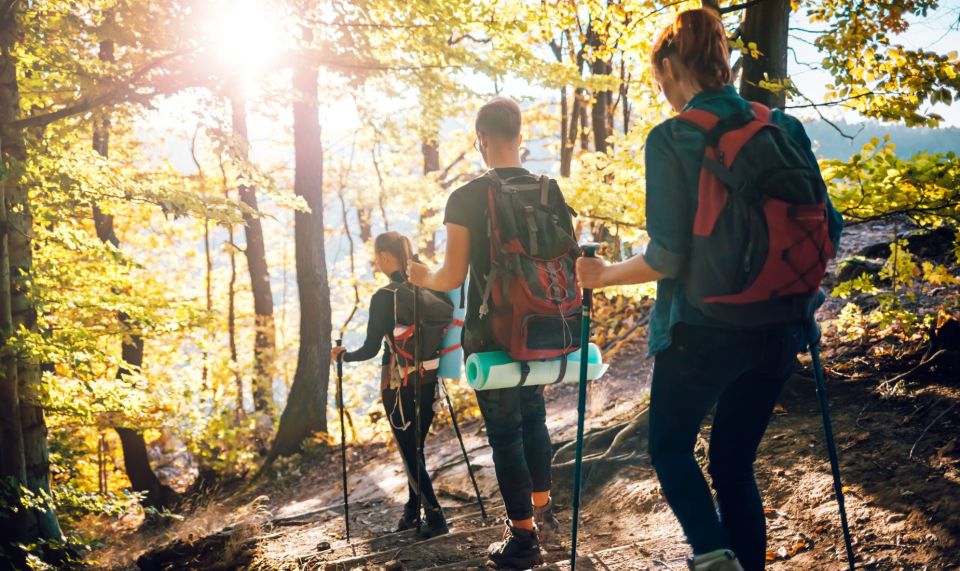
top-left (382, 282), bottom-right (454, 384)
top-left (676, 102), bottom-right (835, 327)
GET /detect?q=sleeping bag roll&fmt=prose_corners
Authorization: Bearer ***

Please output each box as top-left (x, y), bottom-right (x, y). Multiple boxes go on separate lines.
top-left (466, 343), bottom-right (607, 390)
top-left (438, 281), bottom-right (467, 380)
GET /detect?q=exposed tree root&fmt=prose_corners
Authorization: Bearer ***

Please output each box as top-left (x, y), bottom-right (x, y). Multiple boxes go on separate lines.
top-left (551, 421), bottom-right (630, 464)
top-left (551, 408), bottom-right (650, 491)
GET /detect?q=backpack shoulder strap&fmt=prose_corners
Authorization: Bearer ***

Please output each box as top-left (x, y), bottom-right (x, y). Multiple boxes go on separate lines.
top-left (677, 108), bottom-right (720, 132)
top-left (750, 102), bottom-right (772, 123)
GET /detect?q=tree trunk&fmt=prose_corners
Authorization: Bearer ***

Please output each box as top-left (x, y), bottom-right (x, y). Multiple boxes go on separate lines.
top-left (0, 5), bottom-right (62, 559)
top-left (559, 86), bottom-right (570, 176)
top-left (91, 59), bottom-right (179, 510)
top-left (266, 51), bottom-right (332, 461)
top-left (562, 89), bottom-right (584, 177)
top-left (219, 156), bottom-right (244, 421)
top-left (579, 95), bottom-right (590, 151)
top-left (230, 96), bottom-right (276, 418)
top-left (420, 137), bottom-right (439, 258)
top-left (358, 208), bottom-right (372, 243)
top-left (738, 0), bottom-right (791, 109)
top-left (620, 59), bottom-right (630, 134)
top-left (115, 427), bottom-right (178, 510)
top-left (590, 59), bottom-right (613, 154)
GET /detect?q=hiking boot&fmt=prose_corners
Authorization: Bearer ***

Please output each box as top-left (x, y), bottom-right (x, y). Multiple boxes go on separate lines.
top-left (533, 499), bottom-right (560, 545)
top-left (396, 504), bottom-right (420, 532)
top-left (417, 507), bottom-right (449, 539)
top-left (687, 549), bottom-right (744, 571)
top-left (486, 524), bottom-right (544, 569)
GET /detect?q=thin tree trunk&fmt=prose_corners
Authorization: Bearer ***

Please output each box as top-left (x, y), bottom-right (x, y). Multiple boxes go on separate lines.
top-left (0, 5), bottom-right (62, 558)
top-left (266, 38), bottom-right (332, 461)
top-left (739, 0), bottom-right (791, 108)
top-left (562, 89), bottom-right (584, 177)
top-left (230, 96), bottom-right (276, 419)
top-left (91, 33), bottom-right (178, 511)
top-left (559, 86), bottom-right (569, 173)
top-left (579, 93), bottom-right (590, 151)
top-left (358, 208), bottom-right (372, 243)
top-left (220, 155), bottom-right (243, 421)
top-left (203, 217), bottom-right (211, 387)
top-left (420, 137), bottom-right (439, 258)
top-left (191, 128), bottom-right (213, 389)
top-left (620, 59), bottom-right (630, 134)
top-left (590, 58), bottom-right (612, 154)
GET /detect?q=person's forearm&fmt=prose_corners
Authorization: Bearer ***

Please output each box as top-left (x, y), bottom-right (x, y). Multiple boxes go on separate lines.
top-left (423, 265), bottom-right (462, 292)
top-left (603, 254), bottom-right (664, 287)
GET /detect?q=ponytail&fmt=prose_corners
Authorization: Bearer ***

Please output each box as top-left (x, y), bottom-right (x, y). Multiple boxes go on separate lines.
top-left (651, 8), bottom-right (731, 92)
top-left (374, 231), bottom-right (413, 281)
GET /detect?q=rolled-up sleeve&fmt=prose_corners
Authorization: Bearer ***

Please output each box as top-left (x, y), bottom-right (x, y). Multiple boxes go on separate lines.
top-left (642, 125), bottom-right (692, 279)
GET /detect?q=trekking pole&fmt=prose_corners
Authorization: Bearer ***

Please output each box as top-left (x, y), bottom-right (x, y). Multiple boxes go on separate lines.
top-left (570, 243), bottom-right (600, 571)
top-left (810, 340), bottom-right (855, 571)
top-left (412, 257), bottom-right (425, 532)
top-left (440, 378), bottom-right (487, 519)
top-left (335, 338), bottom-right (351, 542)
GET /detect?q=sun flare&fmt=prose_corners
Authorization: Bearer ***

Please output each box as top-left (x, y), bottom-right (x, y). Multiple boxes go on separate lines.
top-left (208, 0), bottom-right (288, 78)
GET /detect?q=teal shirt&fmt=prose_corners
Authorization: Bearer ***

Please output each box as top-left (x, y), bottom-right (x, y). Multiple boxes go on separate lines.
top-left (642, 86), bottom-right (844, 356)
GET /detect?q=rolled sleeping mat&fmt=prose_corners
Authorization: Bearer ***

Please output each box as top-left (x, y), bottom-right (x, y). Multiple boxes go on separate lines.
top-left (466, 343), bottom-right (608, 391)
top-left (438, 281), bottom-right (467, 380)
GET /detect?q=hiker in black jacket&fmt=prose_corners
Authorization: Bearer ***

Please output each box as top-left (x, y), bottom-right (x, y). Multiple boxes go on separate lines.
top-left (331, 231), bottom-right (448, 539)
top-left (409, 97), bottom-right (568, 570)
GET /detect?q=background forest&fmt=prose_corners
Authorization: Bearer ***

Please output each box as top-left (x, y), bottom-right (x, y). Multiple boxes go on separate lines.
top-left (0, 0), bottom-right (959, 569)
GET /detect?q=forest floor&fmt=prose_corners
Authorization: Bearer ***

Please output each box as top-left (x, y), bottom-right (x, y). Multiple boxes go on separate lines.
top-left (95, 221), bottom-right (960, 571)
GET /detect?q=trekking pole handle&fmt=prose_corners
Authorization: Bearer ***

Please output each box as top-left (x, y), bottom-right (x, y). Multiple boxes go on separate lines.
top-left (579, 242), bottom-right (601, 310)
top-left (579, 242), bottom-right (601, 259)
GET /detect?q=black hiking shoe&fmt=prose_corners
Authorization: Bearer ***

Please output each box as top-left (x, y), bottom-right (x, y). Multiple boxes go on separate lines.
top-left (396, 504), bottom-right (420, 532)
top-left (533, 499), bottom-right (560, 546)
top-left (486, 524), bottom-right (544, 569)
top-left (417, 507), bottom-right (449, 539)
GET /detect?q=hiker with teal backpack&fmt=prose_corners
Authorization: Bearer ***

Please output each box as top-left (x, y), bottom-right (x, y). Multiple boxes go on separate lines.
top-left (409, 97), bottom-right (581, 569)
top-left (331, 231), bottom-right (453, 539)
top-left (576, 9), bottom-right (843, 571)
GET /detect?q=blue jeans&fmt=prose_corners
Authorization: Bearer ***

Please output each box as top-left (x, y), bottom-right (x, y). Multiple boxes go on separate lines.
top-left (648, 323), bottom-right (802, 571)
top-left (475, 385), bottom-right (552, 521)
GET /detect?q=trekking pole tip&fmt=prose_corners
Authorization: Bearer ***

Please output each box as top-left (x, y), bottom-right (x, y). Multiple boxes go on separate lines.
top-left (579, 243), bottom-right (601, 258)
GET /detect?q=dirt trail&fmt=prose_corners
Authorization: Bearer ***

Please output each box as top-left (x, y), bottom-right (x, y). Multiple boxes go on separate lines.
top-left (106, 326), bottom-right (960, 571)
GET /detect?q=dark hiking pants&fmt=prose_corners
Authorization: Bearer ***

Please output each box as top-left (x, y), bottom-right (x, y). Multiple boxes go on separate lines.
top-left (648, 323), bottom-right (802, 571)
top-left (382, 372), bottom-right (440, 512)
top-left (475, 385), bottom-right (552, 521)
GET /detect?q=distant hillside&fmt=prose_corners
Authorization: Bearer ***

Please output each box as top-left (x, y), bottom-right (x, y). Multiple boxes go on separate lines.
top-left (802, 119), bottom-right (960, 160)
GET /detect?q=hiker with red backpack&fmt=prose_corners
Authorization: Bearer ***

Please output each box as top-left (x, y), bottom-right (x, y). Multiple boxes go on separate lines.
top-left (576, 9), bottom-right (843, 571)
top-left (331, 231), bottom-right (452, 539)
top-left (409, 96), bottom-right (581, 569)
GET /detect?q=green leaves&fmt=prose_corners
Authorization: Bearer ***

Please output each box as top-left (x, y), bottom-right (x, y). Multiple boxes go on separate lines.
top-left (807, 0), bottom-right (960, 126)
top-left (823, 140), bottom-right (960, 228)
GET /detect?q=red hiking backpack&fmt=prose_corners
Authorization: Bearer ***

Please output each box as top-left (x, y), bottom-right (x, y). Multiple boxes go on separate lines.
top-left (475, 171), bottom-right (582, 365)
top-left (677, 102), bottom-right (835, 328)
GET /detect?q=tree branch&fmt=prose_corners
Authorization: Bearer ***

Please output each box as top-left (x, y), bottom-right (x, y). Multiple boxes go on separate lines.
top-left (720, 0), bottom-right (767, 14)
top-left (8, 48), bottom-right (465, 131)
top-left (7, 49), bottom-right (194, 130)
